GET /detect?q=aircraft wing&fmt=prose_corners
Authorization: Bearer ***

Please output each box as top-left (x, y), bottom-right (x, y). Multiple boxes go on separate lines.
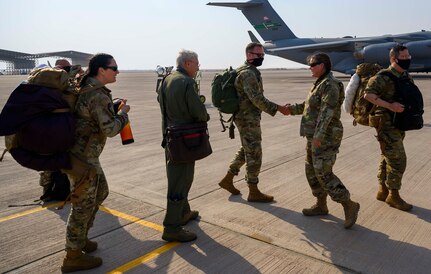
top-left (207, 2), bottom-right (262, 8)
top-left (267, 40), bottom-right (356, 53)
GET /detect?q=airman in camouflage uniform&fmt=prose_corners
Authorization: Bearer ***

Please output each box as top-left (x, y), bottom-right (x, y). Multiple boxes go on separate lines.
top-left (39, 171), bottom-right (52, 198)
top-left (288, 53), bottom-right (360, 229)
top-left (364, 45), bottom-right (413, 211)
top-left (61, 54), bottom-right (129, 273)
top-left (158, 50), bottom-right (209, 242)
top-left (39, 59), bottom-right (77, 201)
top-left (218, 42), bottom-right (290, 203)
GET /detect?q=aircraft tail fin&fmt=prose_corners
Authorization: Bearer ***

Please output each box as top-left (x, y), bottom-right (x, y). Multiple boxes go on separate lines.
top-left (207, 0), bottom-right (297, 41)
top-left (248, 31), bottom-right (260, 43)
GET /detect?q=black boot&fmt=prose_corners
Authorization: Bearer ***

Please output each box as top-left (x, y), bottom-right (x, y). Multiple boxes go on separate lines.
top-left (162, 228), bottom-right (197, 242)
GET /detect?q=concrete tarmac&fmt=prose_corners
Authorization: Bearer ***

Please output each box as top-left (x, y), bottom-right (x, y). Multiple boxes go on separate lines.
top-left (0, 70), bottom-right (430, 273)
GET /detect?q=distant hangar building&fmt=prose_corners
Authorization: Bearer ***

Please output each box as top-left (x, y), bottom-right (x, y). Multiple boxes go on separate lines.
top-left (0, 49), bottom-right (92, 75)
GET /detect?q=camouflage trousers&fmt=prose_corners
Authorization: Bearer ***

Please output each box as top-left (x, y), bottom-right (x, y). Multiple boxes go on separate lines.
top-left (39, 171), bottom-right (52, 194)
top-left (375, 125), bottom-right (406, 190)
top-left (305, 137), bottom-right (350, 203)
top-left (65, 157), bottom-right (109, 250)
top-left (228, 117), bottom-right (262, 184)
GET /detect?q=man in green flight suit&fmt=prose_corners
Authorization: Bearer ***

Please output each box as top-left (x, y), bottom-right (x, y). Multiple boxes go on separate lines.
top-left (218, 42), bottom-right (290, 202)
top-left (158, 49), bottom-right (209, 242)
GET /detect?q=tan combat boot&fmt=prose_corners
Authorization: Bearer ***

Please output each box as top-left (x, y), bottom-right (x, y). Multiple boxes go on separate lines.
top-left (302, 195), bottom-right (329, 216)
top-left (61, 249), bottom-right (102, 273)
top-left (247, 183), bottom-right (274, 203)
top-left (385, 189), bottom-right (413, 211)
top-left (82, 239), bottom-right (98, 253)
top-left (376, 184), bottom-right (389, 201)
top-left (218, 172), bottom-right (240, 195)
top-left (341, 199), bottom-right (360, 229)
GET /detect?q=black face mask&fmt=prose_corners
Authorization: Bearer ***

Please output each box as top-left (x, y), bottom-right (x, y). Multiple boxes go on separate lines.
top-left (250, 57), bottom-right (264, 67)
top-left (396, 59), bottom-right (411, 70)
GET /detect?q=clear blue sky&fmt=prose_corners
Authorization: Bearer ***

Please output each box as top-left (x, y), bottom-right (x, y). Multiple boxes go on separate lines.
top-left (1, 0), bottom-right (430, 70)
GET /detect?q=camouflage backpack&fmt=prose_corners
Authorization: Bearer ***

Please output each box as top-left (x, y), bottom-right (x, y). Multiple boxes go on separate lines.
top-left (349, 63), bottom-right (382, 126)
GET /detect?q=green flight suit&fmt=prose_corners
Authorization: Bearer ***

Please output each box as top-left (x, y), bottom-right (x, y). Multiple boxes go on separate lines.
top-left (158, 67), bottom-right (209, 233)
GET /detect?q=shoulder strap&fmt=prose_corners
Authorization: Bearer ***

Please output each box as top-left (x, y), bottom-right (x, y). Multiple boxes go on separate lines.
top-left (378, 70), bottom-right (398, 81)
top-left (378, 70), bottom-right (401, 95)
top-left (158, 75), bottom-right (170, 147)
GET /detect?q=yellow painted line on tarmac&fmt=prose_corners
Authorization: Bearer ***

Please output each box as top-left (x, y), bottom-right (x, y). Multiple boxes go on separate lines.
top-left (100, 206), bottom-right (164, 232)
top-left (1, 203), bottom-right (176, 273)
top-left (0, 202), bottom-right (63, 223)
top-left (107, 242), bottom-right (180, 274)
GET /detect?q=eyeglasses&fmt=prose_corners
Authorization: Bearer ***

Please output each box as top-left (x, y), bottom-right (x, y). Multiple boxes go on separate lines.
top-left (249, 52), bottom-right (265, 58)
top-left (309, 62), bottom-right (322, 67)
top-left (105, 66), bottom-right (118, 72)
top-left (188, 60), bottom-right (200, 67)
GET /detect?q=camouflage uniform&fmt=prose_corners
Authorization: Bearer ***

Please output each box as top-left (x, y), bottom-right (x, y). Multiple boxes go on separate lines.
top-left (289, 72), bottom-right (350, 202)
top-left (228, 62), bottom-right (278, 184)
top-left (64, 77), bottom-right (128, 250)
top-left (365, 66), bottom-right (409, 190)
top-left (158, 67), bottom-right (209, 233)
top-left (39, 171), bottom-right (52, 194)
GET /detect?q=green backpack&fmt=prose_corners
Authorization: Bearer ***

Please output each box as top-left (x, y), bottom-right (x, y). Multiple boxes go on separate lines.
top-left (211, 67), bottom-right (246, 138)
top-left (211, 66), bottom-right (240, 114)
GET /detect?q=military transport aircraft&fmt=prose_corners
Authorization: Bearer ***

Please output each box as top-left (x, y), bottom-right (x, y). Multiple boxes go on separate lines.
top-left (207, 0), bottom-right (431, 74)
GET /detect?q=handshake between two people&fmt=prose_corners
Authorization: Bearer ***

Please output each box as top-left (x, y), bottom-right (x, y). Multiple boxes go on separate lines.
top-left (277, 104), bottom-right (292, 115)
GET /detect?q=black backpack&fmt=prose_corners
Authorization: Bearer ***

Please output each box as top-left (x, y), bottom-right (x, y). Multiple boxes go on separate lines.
top-left (380, 71), bottom-right (424, 131)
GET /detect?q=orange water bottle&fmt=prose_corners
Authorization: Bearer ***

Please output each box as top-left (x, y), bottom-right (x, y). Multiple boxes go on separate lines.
top-left (120, 122), bottom-right (134, 145)
top-left (118, 100), bottom-right (134, 145)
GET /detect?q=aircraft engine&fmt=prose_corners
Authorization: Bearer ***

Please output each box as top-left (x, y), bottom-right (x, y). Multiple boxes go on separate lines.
top-left (360, 42), bottom-right (397, 63)
top-left (405, 40), bottom-right (431, 58)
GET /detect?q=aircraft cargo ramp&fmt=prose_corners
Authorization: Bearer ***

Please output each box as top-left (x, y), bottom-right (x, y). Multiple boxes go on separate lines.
top-left (1, 70), bottom-right (430, 273)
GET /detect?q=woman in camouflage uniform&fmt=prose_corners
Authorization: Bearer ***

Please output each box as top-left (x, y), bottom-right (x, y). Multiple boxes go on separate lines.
top-left (288, 53), bottom-right (360, 229)
top-left (61, 54), bottom-right (130, 272)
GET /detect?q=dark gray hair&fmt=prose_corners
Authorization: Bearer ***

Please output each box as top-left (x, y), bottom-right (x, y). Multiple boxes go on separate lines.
top-left (176, 49), bottom-right (198, 68)
top-left (245, 42), bottom-right (263, 53)
top-left (390, 44), bottom-right (408, 59)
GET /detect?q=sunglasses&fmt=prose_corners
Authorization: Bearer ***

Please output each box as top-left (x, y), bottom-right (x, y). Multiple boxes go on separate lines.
top-left (105, 66), bottom-right (118, 72)
top-left (62, 66), bottom-right (71, 72)
top-left (309, 62), bottom-right (322, 67)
